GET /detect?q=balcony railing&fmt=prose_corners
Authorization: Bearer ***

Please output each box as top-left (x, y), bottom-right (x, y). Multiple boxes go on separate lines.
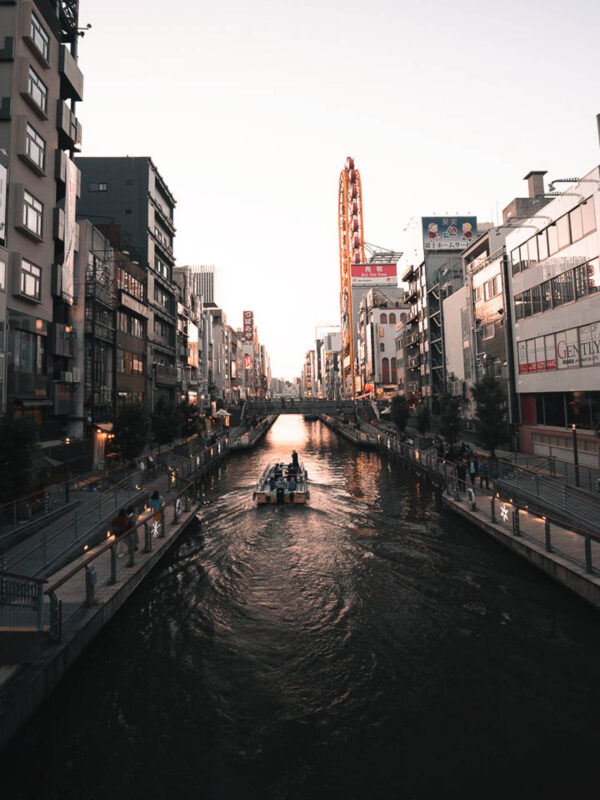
top-left (84, 318), bottom-right (115, 343)
top-left (154, 364), bottom-right (177, 387)
top-left (9, 372), bottom-right (48, 398)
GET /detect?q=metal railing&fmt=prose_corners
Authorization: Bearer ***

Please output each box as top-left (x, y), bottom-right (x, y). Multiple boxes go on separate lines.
top-left (445, 476), bottom-right (600, 577)
top-left (0, 570), bottom-right (46, 631)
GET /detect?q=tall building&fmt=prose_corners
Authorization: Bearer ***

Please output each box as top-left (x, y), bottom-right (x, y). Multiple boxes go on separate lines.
top-left (181, 265), bottom-right (216, 305)
top-left (75, 156), bottom-right (177, 409)
top-left (0, 0), bottom-right (83, 438)
top-left (401, 216), bottom-right (478, 413)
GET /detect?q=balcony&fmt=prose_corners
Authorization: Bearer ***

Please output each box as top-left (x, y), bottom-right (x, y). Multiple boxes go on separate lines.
top-left (56, 100), bottom-right (82, 149)
top-left (9, 371), bottom-right (48, 398)
top-left (406, 380), bottom-right (420, 394)
top-left (405, 331), bottom-right (420, 347)
top-left (154, 364), bottom-right (177, 387)
top-left (85, 318), bottom-right (115, 343)
top-left (407, 355), bottom-right (420, 370)
top-left (59, 45), bottom-right (84, 102)
top-left (87, 282), bottom-right (116, 309)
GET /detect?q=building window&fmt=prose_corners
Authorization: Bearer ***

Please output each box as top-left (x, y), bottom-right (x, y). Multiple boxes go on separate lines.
top-left (20, 259), bottom-right (41, 300)
top-left (0, 259), bottom-right (5, 291)
top-left (581, 197), bottom-right (596, 236)
top-left (25, 123), bottom-right (45, 171)
top-left (380, 313), bottom-right (388, 324)
top-left (117, 348), bottom-right (144, 375)
top-left (482, 323), bottom-right (495, 340)
top-left (381, 357), bottom-right (390, 384)
top-left (379, 327), bottom-right (384, 338)
top-left (23, 190), bottom-right (43, 236)
top-left (118, 312), bottom-right (144, 339)
top-left (391, 357), bottom-right (397, 383)
top-left (389, 313), bottom-right (396, 324)
top-left (556, 214), bottom-right (571, 251)
top-left (88, 182), bottom-right (107, 192)
top-left (28, 66), bottom-right (47, 114)
top-left (117, 268), bottom-right (144, 301)
top-left (380, 342), bottom-right (385, 352)
top-left (30, 13), bottom-right (49, 61)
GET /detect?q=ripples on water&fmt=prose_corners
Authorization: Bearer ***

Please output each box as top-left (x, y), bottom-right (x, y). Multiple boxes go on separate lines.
top-left (3, 416), bottom-right (600, 800)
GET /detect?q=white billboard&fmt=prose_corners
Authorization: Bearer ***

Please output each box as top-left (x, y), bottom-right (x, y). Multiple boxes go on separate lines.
top-left (62, 157), bottom-right (77, 304)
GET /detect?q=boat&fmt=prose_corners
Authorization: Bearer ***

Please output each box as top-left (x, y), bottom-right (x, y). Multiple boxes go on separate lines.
top-left (253, 461), bottom-right (309, 505)
top-left (303, 414), bottom-right (318, 421)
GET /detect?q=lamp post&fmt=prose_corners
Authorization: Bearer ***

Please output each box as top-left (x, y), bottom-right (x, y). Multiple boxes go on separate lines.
top-left (65, 437), bottom-right (71, 502)
top-left (572, 424), bottom-right (580, 487)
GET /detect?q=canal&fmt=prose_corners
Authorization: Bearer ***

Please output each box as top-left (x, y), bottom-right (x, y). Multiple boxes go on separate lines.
top-left (2, 416), bottom-right (600, 799)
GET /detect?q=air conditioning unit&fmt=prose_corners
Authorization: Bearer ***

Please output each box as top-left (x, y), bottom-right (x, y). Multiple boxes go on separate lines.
top-left (60, 371), bottom-right (73, 383)
top-left (72, 367), bottom-right (81, 383)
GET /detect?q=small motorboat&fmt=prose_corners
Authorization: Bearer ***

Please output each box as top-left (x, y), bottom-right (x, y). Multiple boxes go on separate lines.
top-left (253, 461), bottom-right (309, 505)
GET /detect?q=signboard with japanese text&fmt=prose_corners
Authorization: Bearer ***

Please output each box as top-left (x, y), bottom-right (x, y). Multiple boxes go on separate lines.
top-left (244, 354), bottom-right (252, 369)
top-left (350, 263), bottom-right (397, 286)
top-left (422, 217), bottom-right (477, 251)
top-left (243, 310), bottom-right (254, 341)
top-left (0, 163), bottom-right (7, 244)
top-left (187, 321), bottom-right (199, 367)
top-left (62, 157), bottom-right (77, 304)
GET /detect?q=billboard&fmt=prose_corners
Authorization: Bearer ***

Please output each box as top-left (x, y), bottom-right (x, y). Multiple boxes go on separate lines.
top-left (187, 321), bottom-right (199, 367)
top-left (244, 354), bottom-right (252, 369)
top-left (422, 217), bottom-right (477, 251)
top-left (243, 310), bottom-right (254, 341)
top-left (62, 157), bottom-right (77, 304)
top-left (351, 263), bottom-right (397, 286)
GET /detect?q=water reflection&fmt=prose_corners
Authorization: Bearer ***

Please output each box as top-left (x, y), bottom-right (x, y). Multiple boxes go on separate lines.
top-left (2, 416), bottom-right (600, 800)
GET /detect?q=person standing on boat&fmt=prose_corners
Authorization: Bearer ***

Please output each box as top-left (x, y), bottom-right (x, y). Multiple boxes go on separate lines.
top-left (288, 476), bottom-right (297, 502)
top-left (291, 450), bottom-right (299, 472)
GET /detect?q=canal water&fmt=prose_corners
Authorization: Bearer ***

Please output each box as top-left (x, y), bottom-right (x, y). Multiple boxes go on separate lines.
top-left (3, 416), bottom-right (600, 799)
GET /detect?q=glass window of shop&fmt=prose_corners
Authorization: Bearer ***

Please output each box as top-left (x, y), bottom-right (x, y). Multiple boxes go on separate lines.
top-left (556, 214), bottom-right (571, 250)
top-left (541, 281), bottom-right (552, 312)
top-left (537, 230), bottom-right (549, 262)
top-left (544, 392), bottom-right (566, 427)
top-left (581, 197), bottom-right (596, 236)
top-left (569, 205), bottom-right (583, 241)
top-left (588, 258), bottom-right (600, 294)
top-left (531, 285), bottom-right (542, 315)
top-left (547, 223), bottom-right (559, 256)
top-left (566, 391), bottom-right (591, 428)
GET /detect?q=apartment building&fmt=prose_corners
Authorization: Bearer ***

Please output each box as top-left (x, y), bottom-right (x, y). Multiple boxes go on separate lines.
top-left (76, 156), bottom-right (177, 410)
top-left (0, 0), bottom-right (83, 439)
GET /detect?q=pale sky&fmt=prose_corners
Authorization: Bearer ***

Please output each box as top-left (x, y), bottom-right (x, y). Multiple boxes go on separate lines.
top-left (77, 0), bottom-right (600, 380)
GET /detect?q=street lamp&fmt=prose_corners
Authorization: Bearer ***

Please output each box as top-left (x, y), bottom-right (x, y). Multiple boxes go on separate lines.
top-left (572, 424), bottom-right (580, 487)
top-left (65, 437), bottom-right (71, 502)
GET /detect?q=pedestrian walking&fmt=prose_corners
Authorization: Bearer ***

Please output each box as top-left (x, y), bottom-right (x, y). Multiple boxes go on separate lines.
top-left (455, 459), bottom-right (467, 495)
top-left (469, 454), bottom-right (478, 486)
